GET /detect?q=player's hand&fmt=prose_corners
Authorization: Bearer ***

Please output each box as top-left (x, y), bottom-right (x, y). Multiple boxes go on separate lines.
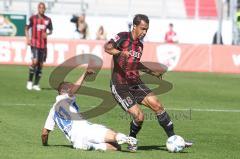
top-left (41, 128), bottom-right (50, 146)
top-left (121, 50), bottom-right (130, 57)
top-left (42, 32), bottom-right (47, 39)
top-left (26, 38), bottom-right (31, 45)
top-left (41, 134), bottom-right (49, 146)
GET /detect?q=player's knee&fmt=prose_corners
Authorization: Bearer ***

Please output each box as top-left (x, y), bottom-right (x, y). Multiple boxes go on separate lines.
top-left (31, 63), bottom-right (37, 68)
top-left (139, 112), bottom-right (144, 122)
top-left (134, 112), bottom-right (144, 124)
top-left (149, 99), bottom-right (164, 113)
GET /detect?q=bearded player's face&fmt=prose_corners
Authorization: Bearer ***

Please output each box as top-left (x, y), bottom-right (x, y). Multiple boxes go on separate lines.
top-left (134, 20), bottom-right (149, 39)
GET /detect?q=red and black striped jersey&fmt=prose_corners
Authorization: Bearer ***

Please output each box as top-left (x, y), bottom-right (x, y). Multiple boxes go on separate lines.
top-left (109, 32), bottom-right (144, 85)
top-left (27, 14), bottom-right (53, 49)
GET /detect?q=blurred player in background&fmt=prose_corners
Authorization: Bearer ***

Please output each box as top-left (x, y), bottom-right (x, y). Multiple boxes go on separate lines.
top-left (104, 14), bottom-right (192, 151)
top-left (164, 23), bottom-right (178, 43)
top-left (25, 2), bottom-right (53, 91)
top-left (41, 68), bottom-right (137, 151)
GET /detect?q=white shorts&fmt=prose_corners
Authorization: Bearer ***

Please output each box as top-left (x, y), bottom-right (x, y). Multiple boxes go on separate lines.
top-left (71, 121), bottom-right (109, 150)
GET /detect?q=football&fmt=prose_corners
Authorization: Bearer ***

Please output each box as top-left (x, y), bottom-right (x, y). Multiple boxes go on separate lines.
top-left (166, 135), bottom-right (185, 152)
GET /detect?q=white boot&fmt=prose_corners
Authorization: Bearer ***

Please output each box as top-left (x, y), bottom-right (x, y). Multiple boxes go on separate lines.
top-left (32, 85), bottom-right (41, 91)
top-left (26, 81), bottom-right (33, 90)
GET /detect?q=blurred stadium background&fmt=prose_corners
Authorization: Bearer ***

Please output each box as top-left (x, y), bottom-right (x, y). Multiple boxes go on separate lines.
top-left (1, 0), bottom-right (240, 73)
top-left (0, 0), bottom-right (239, 44)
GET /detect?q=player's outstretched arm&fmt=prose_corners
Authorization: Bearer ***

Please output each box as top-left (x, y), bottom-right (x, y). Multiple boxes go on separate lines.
top-left (69, 69), bottom-right (95, 95)
top-left (41, 128), bottom-right (51, 146)
top-left (25, 25), bottom-right (31, 45)
top-left (138, 62), bottom-right (164, 79)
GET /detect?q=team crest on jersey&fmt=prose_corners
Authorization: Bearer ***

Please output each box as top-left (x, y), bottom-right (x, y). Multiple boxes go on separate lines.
top-left (113, 34), bottom-right (120, 42)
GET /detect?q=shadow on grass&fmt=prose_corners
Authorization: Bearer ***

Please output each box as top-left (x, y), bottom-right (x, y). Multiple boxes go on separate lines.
top-left (138, 145), bottom-right (167, 151)
top-left (47, 144), bottom-right (73, 148)
top-left (41, 87), bottom-right (55, 91)
top-left (138, 145), bottom-right (189, 153)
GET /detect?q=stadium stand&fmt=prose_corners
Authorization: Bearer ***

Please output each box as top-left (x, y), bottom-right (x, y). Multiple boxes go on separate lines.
top-left (0, 0), bottom-right (218, 19)
top-left (184, 0), bottom-right (217, 18)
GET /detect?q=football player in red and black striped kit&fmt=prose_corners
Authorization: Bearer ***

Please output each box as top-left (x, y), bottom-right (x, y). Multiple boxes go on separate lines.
top-left (104, 14), bottom-right (192, 151)
top-left (25, 2), bottom-right (53, 91)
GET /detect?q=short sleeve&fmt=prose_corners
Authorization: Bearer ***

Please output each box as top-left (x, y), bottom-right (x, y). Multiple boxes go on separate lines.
top-left (108, 32), bottom-right (124, 49)
top-left (26, 16), bottom-right (33, 29)
top-left (47, 18), bottom-right (53, 31)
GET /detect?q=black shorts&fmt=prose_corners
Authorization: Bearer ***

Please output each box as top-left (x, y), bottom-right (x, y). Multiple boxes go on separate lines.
top-left (110, 81), bottom-right (152, 111)
top-left (31, 46), bottom-right (47, 62)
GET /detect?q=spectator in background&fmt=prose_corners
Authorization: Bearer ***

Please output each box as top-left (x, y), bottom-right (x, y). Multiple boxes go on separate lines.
top-left (128, 21), bottom-right (132, 32)
top-left (212, 31), bottom-right (223, 45)
top-left (235, 6), bottom-right (240, 44)
top-left (71, 13), bottom-right (88, 39)
top-left (96, 25), bottom-right (107, 40)
top-left (164, 23), bottom-right (178, 43)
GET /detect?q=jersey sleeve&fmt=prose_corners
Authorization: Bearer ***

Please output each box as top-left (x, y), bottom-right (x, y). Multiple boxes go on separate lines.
top-left (47, 18), bottom-right (53, 31)
top-left (26, 16), bottom-right (33, 29)
top-left (108, 32), bottom-right (124, 49)
top-left (44, 107), bottom-right (55, 131)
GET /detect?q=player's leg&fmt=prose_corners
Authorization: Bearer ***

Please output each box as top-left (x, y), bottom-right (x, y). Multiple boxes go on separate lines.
top-left (86, 124), bottom-right (137, 151)
top-left (32, 62), bottom-right (43, 90)
top-left (27, 47), bottom-right (38, 90)
top-left (111, 84), bottom-right (144, 139)
top-left (111, 84), bottom-right (142, 151)
top-left (133, 84), bottom-right (175, 137)
top-left (143, 93), bottom-right (193, 147)
top-left (127, 105), bottom-right (144, 138)
top-left (89, 142), bottom-right (120, 151)
top-left (142, 92), bottom-right (175, 137)
top-left (33, 48), bottom-right (46, 91)
top-left (104, 129), bottom-right (137, 146)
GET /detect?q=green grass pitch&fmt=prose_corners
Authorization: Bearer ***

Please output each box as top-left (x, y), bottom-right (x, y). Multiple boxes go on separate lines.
top-left (0, 65), bottom-right (239, 159)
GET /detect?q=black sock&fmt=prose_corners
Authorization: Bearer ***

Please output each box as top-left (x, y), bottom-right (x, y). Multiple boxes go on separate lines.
top-left (28, 66), bottom-right (35, 82)
top-left (129, 120), bottom-right (142, 138)
top-left (34, 66), bottom-right (42, 85)
top-left (157, 111), bottom-right (175, 137)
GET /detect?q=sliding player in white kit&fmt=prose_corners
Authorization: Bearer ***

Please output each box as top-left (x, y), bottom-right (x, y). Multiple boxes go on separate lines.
top-left (41, 68), bottom-right (137, 151)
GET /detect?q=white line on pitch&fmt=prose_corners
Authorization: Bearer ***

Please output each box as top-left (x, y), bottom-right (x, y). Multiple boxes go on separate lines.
top-left (0, 103), bottom-right (49, 106)
top-left (0, 103), bottom-right (240, 113)
top-left (166, 108), bottom-right (240, 113)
